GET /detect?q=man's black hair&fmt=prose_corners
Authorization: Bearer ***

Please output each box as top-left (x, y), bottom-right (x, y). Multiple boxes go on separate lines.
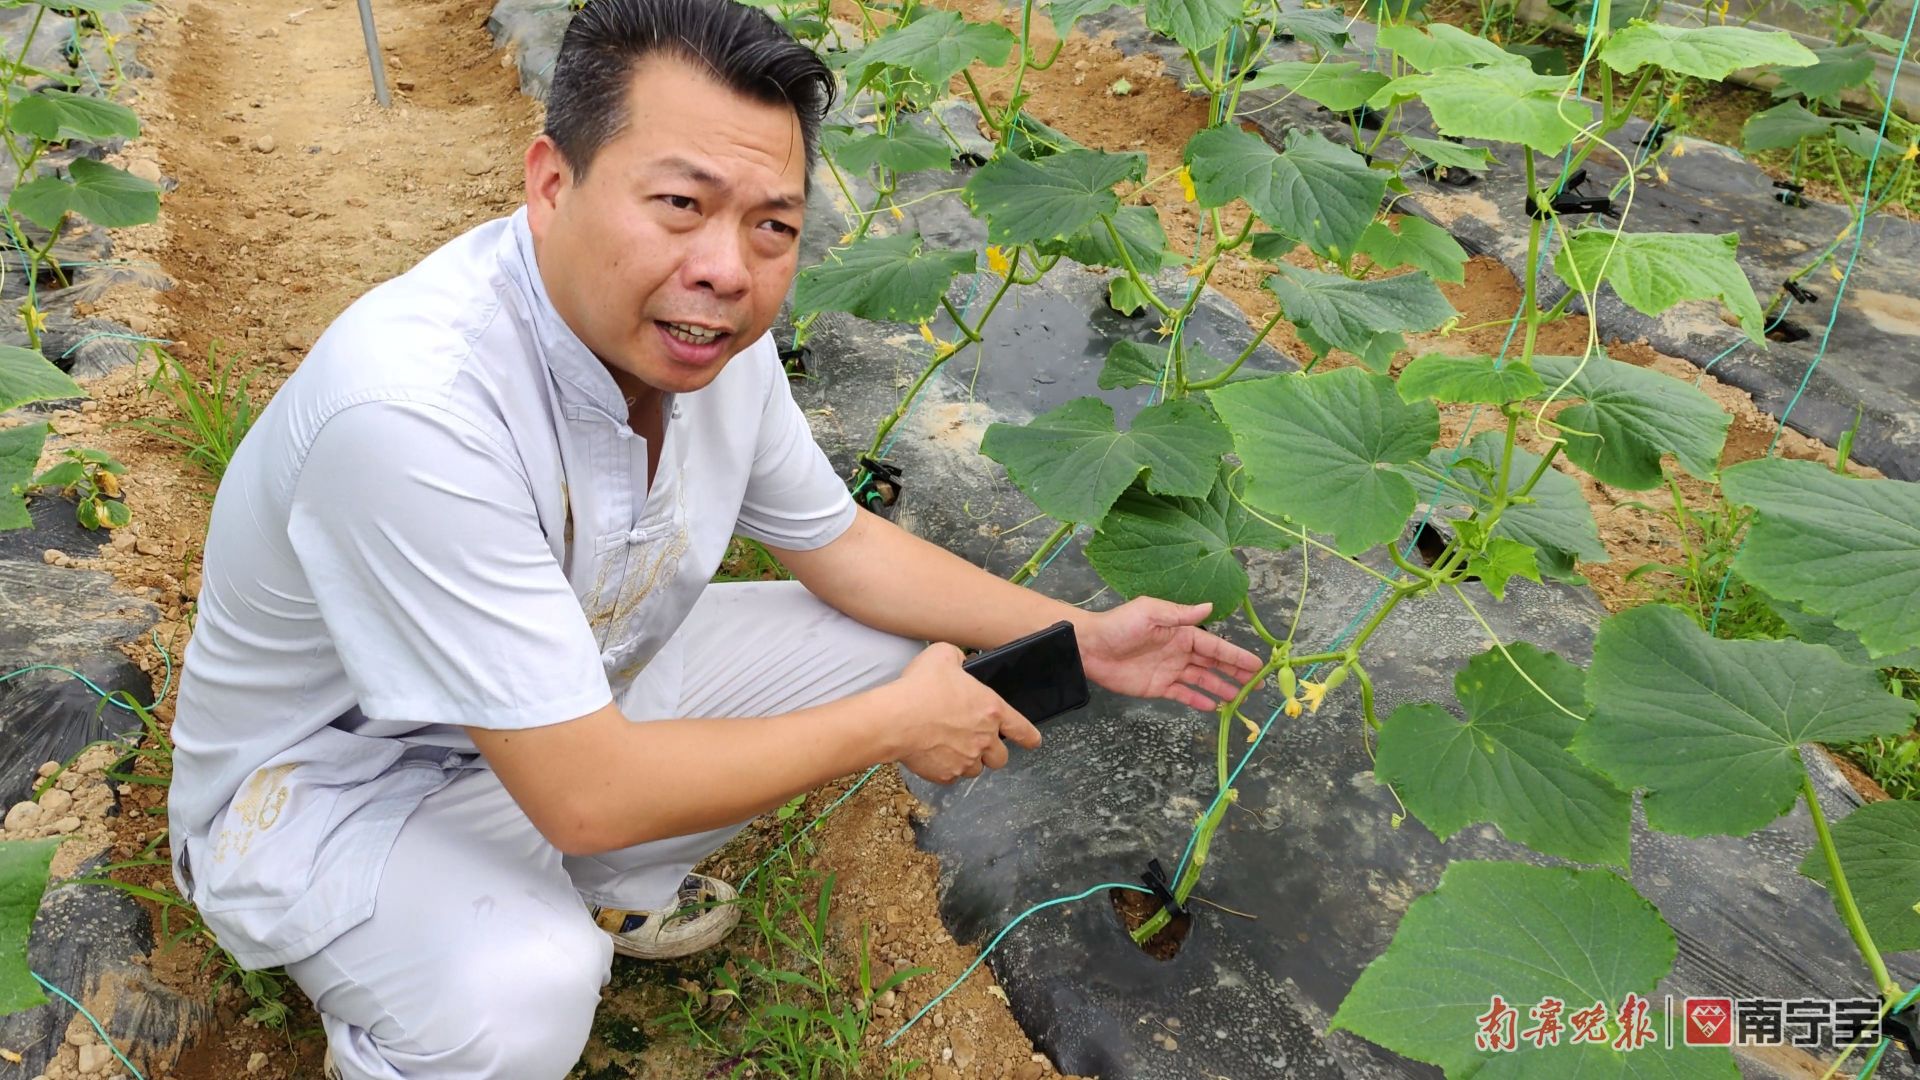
top-left (545, 0), bottom-right (835, 181)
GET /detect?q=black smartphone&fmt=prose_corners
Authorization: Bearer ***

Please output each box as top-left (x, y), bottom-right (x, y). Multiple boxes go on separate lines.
top-left (961, 620), bottom-right (1091, 724)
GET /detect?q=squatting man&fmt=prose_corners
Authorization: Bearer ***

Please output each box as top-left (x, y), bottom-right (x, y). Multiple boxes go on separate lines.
top-left (166, 1), bottom-right (1263, 1076)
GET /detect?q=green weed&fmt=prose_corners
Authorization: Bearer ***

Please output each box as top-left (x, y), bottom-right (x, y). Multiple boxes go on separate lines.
top-left (713, 536), bottom-right (793, 584)
top-left (128, 344), bottom-right (261, 483)
top-left (1621, 476), bottom-right (1786, 642)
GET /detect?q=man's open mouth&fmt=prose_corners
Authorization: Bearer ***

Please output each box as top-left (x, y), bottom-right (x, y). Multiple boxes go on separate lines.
top-left (660, 320), bottom-right (726, 345)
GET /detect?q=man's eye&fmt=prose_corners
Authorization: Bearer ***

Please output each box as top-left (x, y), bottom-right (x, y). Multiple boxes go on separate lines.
top-left (760, 220), bottom-right (798, 236)
top-left (661, 195), bottom-right (696, 211)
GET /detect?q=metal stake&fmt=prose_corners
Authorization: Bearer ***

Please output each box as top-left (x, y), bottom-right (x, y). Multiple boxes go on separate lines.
top-left (355, 0), bottom-right (392, 107)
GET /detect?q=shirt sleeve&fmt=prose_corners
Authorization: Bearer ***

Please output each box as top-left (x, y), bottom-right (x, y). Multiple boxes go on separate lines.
top-left (733, 344), bottom-right (858, 551)
top-left (286, 399), bottom-right (613, 729)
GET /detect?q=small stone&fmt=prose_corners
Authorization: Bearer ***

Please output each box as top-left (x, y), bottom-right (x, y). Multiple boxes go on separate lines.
top-left (876, 989), bottom-right (896, 1009)
top-left (37, 762), bottom-right (59, 778)
top-left (111, 530), bottom-right (137, 551)
top-left (251, 134), bottom-right (276, 154)
top-left (256, 26), bottom-right (277, 37)
top-left (931, 1012), bottom-right (946, 1029)
top-left (4, 802), bottom-right (43, 832)
top-left (940, 1047), bottom-right (953, 1062)
top-left (48, 815), bottom-right (81, 835)
top-left (77, 1042), bottom-right (109, 1074)
top-left (67, 1025), bottom-right (93, 1046)
top-left (246, 1050), bottom-right (268, 1073)
top-left (42, 549), bottom-right (63, 566)
top-left (135, 537), bottom-right (163, 557)
top-left (462, 152), bottom-right (495, 177)
top-left (38, 789), bottom-right (73, 816)
top-left (128, 159), bottom-right (162, 184)
top-left (1015, 1064), bottom-right (1044, 1080)
top-left (950, 1032), bottom-right (976, 1070)
top-left (283, 330), bottom-right (307, 352)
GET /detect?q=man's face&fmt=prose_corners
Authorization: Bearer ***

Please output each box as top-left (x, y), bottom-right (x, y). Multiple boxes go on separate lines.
top-left (526, 56), bottom-right (808, 398)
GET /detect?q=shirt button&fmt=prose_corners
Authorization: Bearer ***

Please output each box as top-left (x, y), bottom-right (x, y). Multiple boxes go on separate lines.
top-left (616, 426), bottom-right (634, 439)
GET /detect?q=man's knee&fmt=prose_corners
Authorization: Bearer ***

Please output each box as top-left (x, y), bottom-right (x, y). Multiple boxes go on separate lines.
top-left (444, 918), bottom-right (612, 1074)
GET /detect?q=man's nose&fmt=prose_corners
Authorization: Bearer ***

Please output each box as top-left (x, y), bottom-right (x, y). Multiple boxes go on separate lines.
top-left (684, 225), bottom-right (751, 299)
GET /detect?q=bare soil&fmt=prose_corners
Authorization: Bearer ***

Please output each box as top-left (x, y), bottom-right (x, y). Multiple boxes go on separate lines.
top-left (11, 1), bottom-right (1900, 1078)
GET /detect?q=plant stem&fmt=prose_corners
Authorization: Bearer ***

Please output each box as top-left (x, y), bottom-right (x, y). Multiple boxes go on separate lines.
top-left (866, 250), bottom-right (1022, 456)
top-left (1188, 309), bottom-right (1285, 390)
top-left (1802, 774), bottom-right (1899, 998)
top-left (1519, 149), bottom-right (1546, 368)
top-left (1008, 521), bottom-right (1075, 586)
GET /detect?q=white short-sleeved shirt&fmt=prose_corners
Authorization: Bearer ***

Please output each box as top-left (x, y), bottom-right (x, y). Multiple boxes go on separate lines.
top-left (167, 208), bottom-right (857, 969)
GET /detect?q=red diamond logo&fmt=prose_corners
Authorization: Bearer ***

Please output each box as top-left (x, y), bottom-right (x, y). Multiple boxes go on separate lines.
top-left (1684, 998), bottom-right (1733, 1045)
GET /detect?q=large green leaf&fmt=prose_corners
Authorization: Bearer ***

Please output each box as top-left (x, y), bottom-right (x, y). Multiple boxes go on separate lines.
top-left (1372, 65), bottom-right (1588, 154)
top-left (791, 233), bottom-right (975, 323)
top-left (1721, 458), bottom-right (1920, 660)
top-left (980, 397), bottom-right (1230, 526)
top-left (1145, 0), bottom-right (1240, 51)
top-left (10, 90), bottom-right (140, 143)
top-left (1397, 353), bottom-right (1544, 404)
top-left (1377, 22), bottom-right (1526, 71)
top-left (1575, 605), bottom-right (1916, 837)
top-left (1209, 368), bottom-right (1439, 554)
top-left (1741, 101), bottom-right (1834, 153)
top-left (1271, 7), bottom-right (1354, 52)
top-left (1799, 800), bottom-right (1920, 954)
top-left (1600, 23), bottom-right (1816, 81)
top-left (1772, 597), bottom-right (1920, 670)
top-left (1048, 0), bottom-right (1129, 36)
top-left (1377, 644), bottom-right (1629, 867)
top-left (1403, 135), bottom-right (1497, 173)
top-left (0, 839), bottom-right (59, 1014)
top-left (961, 148), bottom-right (1146, 246)
top-left (1531, 353), bottom-right (1729, 490)
top-left (1773, 44), bottom-right (1877, 105)
top-left (1417, 432), bottom-right (1607, 582)
top-left (0, 424), bottom-right (49, 531)
top-left (1554, 230), bottom-right (1765, 345)
top-left (1036, 205), bottom-right (1180, 273)
top-left (1184, 127), bottom-right (1384, 260)
top-left (1242, 61), bottom-right (1392, 112)
top-left (1086, 469), bottom-right (1294, 614)
top-left (1265, 264), bottom-right (1455, 359)
top-left (822, 123), bottom-right (953, 176)
top-left (847, 11), bottom-right (1015, 87)
top-left (0, 344), bottom-right (83, 413)
top-left (1355, 215), bottom-right (1467, 282)
top-left (1097, 339), bottom-right (1231, 390)
top-left (1332, 862), bottom-right (1731, 1078)
top-left (9, 157), bottom-right (161, 230)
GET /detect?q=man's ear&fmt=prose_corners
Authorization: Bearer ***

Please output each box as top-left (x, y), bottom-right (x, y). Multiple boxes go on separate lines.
top-left (524, 134), bottom-right (571, 239)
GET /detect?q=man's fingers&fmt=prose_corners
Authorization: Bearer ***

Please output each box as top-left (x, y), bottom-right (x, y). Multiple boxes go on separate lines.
top-left (999, 710), bottom-right (1043, 750)
top-left (1181, 665), bottom-right (1242, 702)
top-left (1166, 685), bottom-right (1217, 711)
top-left (981, 739), bottom-right (1010, 770)
top-left (1190, 628), bottom-right (1263, 674)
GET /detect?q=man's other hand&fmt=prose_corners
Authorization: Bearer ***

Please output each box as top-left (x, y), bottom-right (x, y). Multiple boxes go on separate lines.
top-left (1079, 598), bottom-right (1264, 712)
top-left (892, 643), bottom-right (1042, 784)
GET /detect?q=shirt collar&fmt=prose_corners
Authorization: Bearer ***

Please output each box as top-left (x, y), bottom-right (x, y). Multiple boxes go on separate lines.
top-left (499, 206), bottom-right (630, 419)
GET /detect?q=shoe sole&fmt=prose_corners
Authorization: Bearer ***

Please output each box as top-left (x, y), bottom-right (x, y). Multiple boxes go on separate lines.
top-left (610, 901), bottom-right (742, 961)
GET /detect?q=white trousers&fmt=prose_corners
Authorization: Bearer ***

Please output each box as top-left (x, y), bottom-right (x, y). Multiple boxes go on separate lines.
top-left (286, 581), bottom-right (920, 1080)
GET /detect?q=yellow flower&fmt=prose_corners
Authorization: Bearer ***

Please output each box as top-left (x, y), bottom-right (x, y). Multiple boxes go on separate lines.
top-left (889, 204), bottom-right (904, 221)
top-left (1241, 713), bottom-right (1261, 743)
top-left (838, 231), bottom-right (854, 245)
top-left (1177, 166), bottom-right (1196, 204)
top-left (19, 301), bottom-right (44, 338)
top-left (1299, 679), bottom-right (1330, 714)
top-left (1154, 322), bottom-right (1174, 338)
top-left (986, 245), bottom-right (1011, 277)
top-left (1283, 697), bottom-right (1303, 719)
top-left (1654, 165), bottom-right (1670, 185)
top-left (1671, 140), bottom-right (1687, 158)
top-left (1830, 263), bottom-right (1846, 282)
top-left (918, 322), bottom-right (937, 345)
top-left (1905, 141), bottom-right (1919, 162)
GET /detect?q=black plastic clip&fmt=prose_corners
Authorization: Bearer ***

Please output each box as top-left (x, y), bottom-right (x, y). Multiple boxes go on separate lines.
top-left (778, 343), bottom-right (811, 379)
top-left (1141, 858), bottom-right (1185, 919)
top-left (1348, 104), bottom-right (1386, 131)
top-left (1783, 278), bottom-right (1819, 305)
top-left (1525, 168), bottom-right (1614, 219)
top-left (852, 456), bottom-right (903, 514)
top-left (1417, 159), bottom-right (1480, 188)
top-left (1635, 120), bottom-right (1673, 158)
top-left (1773, 179), bottom-right (1810, 208)
top-left (1883, 997), bottom-right (1920, 1065)
top-left (953, 150), bottom-right (989, 169)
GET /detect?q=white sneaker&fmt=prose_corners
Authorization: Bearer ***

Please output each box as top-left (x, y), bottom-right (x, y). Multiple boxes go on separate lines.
top-left (322, 1047), bottom-right (342, 1079)
top-left (592, 873), bottom-right (742, 960)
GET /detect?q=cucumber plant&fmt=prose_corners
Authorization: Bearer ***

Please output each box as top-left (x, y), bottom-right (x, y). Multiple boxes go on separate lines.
top-left (0, 0), bottom-right (160, 533)
top-left (791, 0), bottom-right (1920, 1069)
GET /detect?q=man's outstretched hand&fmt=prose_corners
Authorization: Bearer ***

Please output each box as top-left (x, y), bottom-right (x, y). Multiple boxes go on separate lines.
top-left (1077, 598), bottom-right (1263, 711)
